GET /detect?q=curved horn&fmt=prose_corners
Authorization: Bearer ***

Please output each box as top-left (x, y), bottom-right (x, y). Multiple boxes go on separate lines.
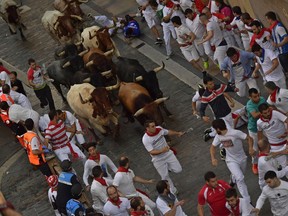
top-left (57, 50), bottom-right (65, 57)
top-left (89, 30), bottom-right (97, 39)
top-left (86, 60), bottom-right (94, 67)
top-left (83, 77), bottom-right (91, 83)
top-left (70, 15), bottom-right (83, 21)
top-left (74, 41), bottom-right (82, 46)
top-left (134, 107), bottom-right (145, 117)
top-left (62, 4), bottom-right (68, 11)
top-left (153, 61), bottom-right (165, 73)
top-left (78, 49), bottom-right (89, 57)
top-left (104, 49), bottom-right (114, 56)
top-left (101, 70), bottom-right (112, 76)
top-left (154, 97), bottom-right (169, 105)
top-left (62, 61), bottom-right (71, 68)
top-left (135, 76), bottom-right (143, 82)
top-left (54, 21), bottom-right (60, 30)
top-left (79, 93), bottom-right (87, 104)
top-left (105, 77), bottom-right (120, 91)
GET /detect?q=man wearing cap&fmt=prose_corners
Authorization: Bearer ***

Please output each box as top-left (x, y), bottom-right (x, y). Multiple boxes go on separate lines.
top-left (47, 175), bottom-right (61, 216)
top-left (83, 143), bottom-right (117, 191)
top-left (113, 156), bottom-right (156, 210)
top-left (56, 160), bottom-right (81, 215)
top-left (103, 185), bottom-right (131, 216)
top-left (66, 184), bottom-right (86, 216)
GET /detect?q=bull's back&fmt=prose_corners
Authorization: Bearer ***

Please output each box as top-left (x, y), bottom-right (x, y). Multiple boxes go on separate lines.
top-left (83, 48), bottom-right (104, 63)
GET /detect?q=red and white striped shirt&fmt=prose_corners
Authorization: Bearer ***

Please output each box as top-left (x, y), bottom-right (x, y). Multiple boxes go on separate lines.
top-left (45, 120), bottom-right (68, 146)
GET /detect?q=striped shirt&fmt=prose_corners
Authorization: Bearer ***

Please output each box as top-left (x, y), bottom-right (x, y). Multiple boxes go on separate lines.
top-left (45, 120), bottom-right (68, 146)
top-left (271, 22), bottom-right (288, 54)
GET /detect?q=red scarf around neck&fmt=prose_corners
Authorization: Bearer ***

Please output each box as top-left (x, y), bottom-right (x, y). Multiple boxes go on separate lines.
top-left (94, 177), bottom-right (107, 186)
top-left (109, 197), bottom-right (122, 208)
top-left (166, 0), bottom-right (174, 8)
top-left (269, 21), bottom-right (279, 31)
top-left (117, 166), bottom-right (129, 172)
top-left (231, 199), bottom-right (240, 216)
top-left (89, 152), bottom-right (100, 161)
top-left (270, 87), bottom-right (279, 103)
top-left (146, 127), bottom-right (161, 136)
top-left (259, 110), bottom-right (272, 122)
top-left (131, 210), bottom-right (148, 216)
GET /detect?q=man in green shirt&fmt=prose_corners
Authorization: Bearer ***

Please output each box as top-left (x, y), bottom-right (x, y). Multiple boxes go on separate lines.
top-left (246, 88), bottom-right (266, 175)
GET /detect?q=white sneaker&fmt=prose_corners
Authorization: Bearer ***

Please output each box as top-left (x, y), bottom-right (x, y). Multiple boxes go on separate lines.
top-left (166, 52), bottom-right (174, 60)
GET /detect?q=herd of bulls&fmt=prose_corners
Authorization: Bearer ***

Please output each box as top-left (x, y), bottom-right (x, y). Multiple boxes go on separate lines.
top-left (0, 0), bottom-right (173, 143)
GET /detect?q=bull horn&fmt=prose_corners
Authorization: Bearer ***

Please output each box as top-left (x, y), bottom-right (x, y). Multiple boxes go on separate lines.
top-left (62, 4), bottom-right (68, 11)
top-left (86, 60), bottom-right (94, 67)
top-left (134, 107), bottom-right (145, 117)
top-left (79, 93), bottom-right (86, 104)
top-left (62, 61), bottom-right (71, 68)
top-left (78, 49), bottom-right (89, 57)
top-left (101, 70), bottom-right (112, 76)
top-left (78, 0), bottom-right (89, 3)
top-left (135, 76), bottom-right (143, 82)
top-left (83, 77), bottom-right (91, 83)
top-left (57, 50), bottom-right (65, 57)
top-left (70, 15), bottom-right (83, 21)
top-left (154, 97), bottom-right (169, 105)
top-left (75, 41), bottom-right (82, 46)
top-left (153, 61), bottom-right (165, 73)
top-left (89, 31), bottom-right (97, 39)
top-left (54, 21), bottom-right (60, 30)
top-left (105, 77), bottom-right (120, 91)
top-left (104, 49), bottom-right (114, 56)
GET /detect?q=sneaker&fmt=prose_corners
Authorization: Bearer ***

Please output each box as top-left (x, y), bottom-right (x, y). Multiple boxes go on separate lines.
top-left (166, 52), bottom-right (174, 60)
top-left (204, 128), bottom-right (212, 134)
top-left (220, 148), bottom-right (226, 160)
top-left (252, 164), bottom-right (258, 175)
top-left (155, 38), bottom-right (163, 45)
top-left (203, 133), bottom-right (213, 142)
top-left (203, 61), bottom-right (209, 69)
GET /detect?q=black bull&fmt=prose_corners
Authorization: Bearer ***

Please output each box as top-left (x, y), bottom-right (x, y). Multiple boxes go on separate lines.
top-left (114, 57), bottom-right (172, 116)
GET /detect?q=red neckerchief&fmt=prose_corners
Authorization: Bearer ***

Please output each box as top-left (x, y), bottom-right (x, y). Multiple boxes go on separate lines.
top-left (131, 210), bottom-right (148, 216)
top-left (146, 127), bottom-right (161, 136)
top-left (166, 0), bottom-right (174, 8)
top-left (269, 21), bottom-right (279, 31)
top-left (231, 199), bottom-right (240, 216)
top-left (0, 66), bottom-right (11, 75)
top-left (117, 167), bottom-right (129, 172)
top-left (94, 177), bottom-right (107, 186)
top-left (270, 87), bottom-right (279, 103)
top-left (190, 13), bottom-right (197, 21)
top-left (88, 152), bottom-right (100, 161)
top-left (260, 110), bottom-right (272, 122)
top-left (255, 28), bottom-right (270, 39)
top-left (259, 153), bottom-right (269, 157)
top-left (108, 197), bottom-right (122, 208)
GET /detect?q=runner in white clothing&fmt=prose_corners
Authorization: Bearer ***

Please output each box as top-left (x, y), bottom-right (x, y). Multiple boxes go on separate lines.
top-left (252, 44), bottom-right (286, 88)
top-left (225, 188), bottom-right (255, 216)
top-left (142, 120), bottom-right (184, 194)
top-left (0, 70), bottom-right (11, 87)
top-left (265, 81), bottom-right (288, 114)
top-left (253, 171), bottom-right (288, 216)
top-left (47, 175), bottom-right (61, 216)
top-left (210, 119), bottom-right (254, 201)
top-left (113, 156), bottom-right (156, 209)
top-left (83, 143), bottom-right (117, 190)
top-left (257, 140), bottom-right (288, 190)
top-left (257, 104), bottom-right (288, 168)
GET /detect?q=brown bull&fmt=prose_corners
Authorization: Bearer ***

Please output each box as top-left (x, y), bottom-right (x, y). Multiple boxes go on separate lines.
top-left (118, 82), bottom-right (169, 126)
top-left (67, 81), bottom-right (120, 144)
top-left (54, 0), bottom-right (88, 17)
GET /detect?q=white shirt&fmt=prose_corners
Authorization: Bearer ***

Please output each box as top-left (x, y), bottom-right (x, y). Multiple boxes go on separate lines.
top-left (212, 129), bottom-right (247, 163)
top-left (192, 91), bottom-right (201, 103)
top-left (175, 24), bottom-right (193, 45)
top-left (83, 155), bottom-right (117, 186)
top-left (0, 71), bottom-right (11, 87)
top-left (185, 15), bottom-right (206, 40)
top-left (8, 104), bottom-right (38, 123)
top-left (113, 169), bottom-right (137, 196)
top-left (178, 0), bottom-right (193, 11)
top-left (91, 178), bottom-right (112, 213)
top-left (142, 126), bottom-right (170, 160)
top-left (206, 21), bottom-right (223, 46)
top-left (256, 49), bottom-right (284, 82)
top-left (48, 188), bottom-right (61, 216)
top-left (267, 88), bottom-right (288, 114)
top-left (257, 110), bottom-right (287, 146)
top-left (162, 5), bottom-right (185, 26)
top-left (39, 114), bottom-right (50, 132)
top-left (258, 155), bottom-right (288, 189)
top-left (156, 195), bottom-right (187, 216)
top-left (9, 90), bottom-right (32, 109)
top-left (103, 197), bottom-right (130, 216)
top-left (254, 31), bottom-right (275, 51)
top-left (256, 180), bottom-right (288, 216)
top-left (230, 16), bottom-right (248, 38)
top-left (225, 198), bottom-right (255, 216)
top-left (136, 0), bottom-right (154, 14)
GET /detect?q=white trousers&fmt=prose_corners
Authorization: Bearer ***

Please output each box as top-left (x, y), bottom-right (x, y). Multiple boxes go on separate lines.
top-left (269, 76), bottom-right (287, 89)
top-left (54, 143), bottom-right (86, 163)
top-left (242, 36), bottom-right (250, 51)
top-left (194, 39), bottom-right (209, 62)
top-left (67, 119), bottom-right (86, 145)
top-left (226, 159), bottom-right (250, 201)
top-left (232, 32), bottom-right (244, 50)
top-left (249, 131), bottom-right (258, 164)
top-left (235, 78), bottom-right (259, 97)
top-left (214, 45), bottom-right (227, 66)
top-left (152, 151), bottom-right (182, 194)
top-left (163, 23), bottom-right (177, 56)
